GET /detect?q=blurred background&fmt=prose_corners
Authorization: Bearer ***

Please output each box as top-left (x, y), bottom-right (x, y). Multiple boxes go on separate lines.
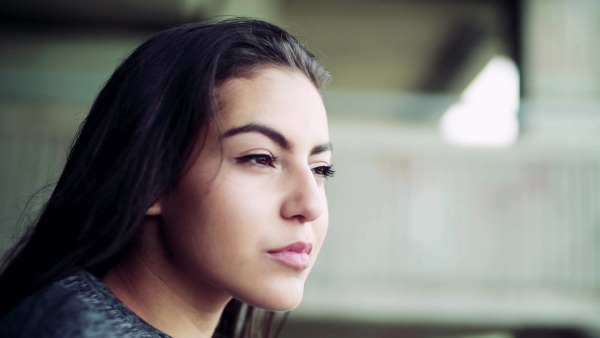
top-left (1, 0), bottom-right (599, 337)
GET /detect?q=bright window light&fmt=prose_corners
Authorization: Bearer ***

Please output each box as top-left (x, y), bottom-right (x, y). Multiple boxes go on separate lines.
top-left (440, 55), bottom-right (520, 147)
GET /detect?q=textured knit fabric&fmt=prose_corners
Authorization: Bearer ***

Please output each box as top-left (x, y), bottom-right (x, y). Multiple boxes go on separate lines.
top-left (0, 269), bottom-right (170, 338)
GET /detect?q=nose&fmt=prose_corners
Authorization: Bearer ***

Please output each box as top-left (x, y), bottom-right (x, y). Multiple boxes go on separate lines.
top-left (280, 166), bottom-right (327, 222)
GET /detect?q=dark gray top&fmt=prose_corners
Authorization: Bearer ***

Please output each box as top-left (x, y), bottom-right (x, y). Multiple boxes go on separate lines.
top-left (0, 269), bottom-right (170, 337)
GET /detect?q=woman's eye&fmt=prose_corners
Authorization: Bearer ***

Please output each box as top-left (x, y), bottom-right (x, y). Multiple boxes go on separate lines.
top-left (312, 165), bottom-right (335, 178)
top-left (236, 154), bottom-right (277, 168)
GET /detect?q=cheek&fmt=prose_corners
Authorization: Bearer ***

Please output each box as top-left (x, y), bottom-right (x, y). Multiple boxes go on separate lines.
top-left (194, 180), bottom-right (279, 250)
top-left (158, 176), bottom-right (224, 266)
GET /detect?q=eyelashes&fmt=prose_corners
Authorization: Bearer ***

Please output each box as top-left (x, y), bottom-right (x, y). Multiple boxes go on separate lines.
top-left (236, 154), bottom-right (278, 168)
top-left (235, 154), bottom-right (335, 179)
top-left (312, 165), bottom-right (335, 178)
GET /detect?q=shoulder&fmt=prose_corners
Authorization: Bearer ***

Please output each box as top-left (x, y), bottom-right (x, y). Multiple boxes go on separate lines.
top-left (0, 270), bottom-right (168, 338)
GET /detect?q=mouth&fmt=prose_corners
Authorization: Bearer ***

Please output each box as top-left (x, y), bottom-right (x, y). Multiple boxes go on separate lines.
top-left (267, 241), bottom-right (313, 270)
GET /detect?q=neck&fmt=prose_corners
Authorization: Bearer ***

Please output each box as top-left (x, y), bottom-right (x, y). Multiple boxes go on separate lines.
top-left (102, 218), bottom-right (232, 338)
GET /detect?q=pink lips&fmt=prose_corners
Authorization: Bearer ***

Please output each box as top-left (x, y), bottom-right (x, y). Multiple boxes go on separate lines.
top-left (268, 242), bottom-right (313, 270)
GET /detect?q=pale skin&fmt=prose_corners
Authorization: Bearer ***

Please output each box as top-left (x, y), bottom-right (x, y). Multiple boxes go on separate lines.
top-left (102, 67), bottom-right (332, 338)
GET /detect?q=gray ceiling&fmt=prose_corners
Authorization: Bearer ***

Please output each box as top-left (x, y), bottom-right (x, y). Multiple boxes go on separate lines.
top-left (0, 0), bottom-right (517, 94)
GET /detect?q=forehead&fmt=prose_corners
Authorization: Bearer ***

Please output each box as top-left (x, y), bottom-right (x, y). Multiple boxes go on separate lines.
top-left (216, 68), bottom-right (329, 142)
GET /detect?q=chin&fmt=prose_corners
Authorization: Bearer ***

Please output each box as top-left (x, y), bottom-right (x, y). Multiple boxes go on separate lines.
top-left (256, 295), bottom-right (304, 312)
top-left (238, 280), bottom-right (306, 312)
top-left (267, 292), bottom-right (304, 311)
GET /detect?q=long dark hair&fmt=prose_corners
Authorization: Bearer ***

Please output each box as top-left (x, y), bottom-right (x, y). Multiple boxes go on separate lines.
top-left (0, 18), bottom-right (330, 337)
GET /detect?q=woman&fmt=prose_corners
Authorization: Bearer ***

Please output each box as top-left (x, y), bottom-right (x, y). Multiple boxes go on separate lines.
top-left (0, 18), bottom-right (333, 337)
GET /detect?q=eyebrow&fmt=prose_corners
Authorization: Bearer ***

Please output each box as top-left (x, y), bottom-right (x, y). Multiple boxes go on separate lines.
top-left (311, 142), bottom-right (333, 156)
top-left (221, 123), bottom-right (332, 155)
top-left (222, 123), bottom-right (290, 150)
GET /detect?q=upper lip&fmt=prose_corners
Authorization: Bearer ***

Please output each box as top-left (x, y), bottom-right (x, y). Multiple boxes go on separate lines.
top-left (268, 241), bottom-right (313, 255)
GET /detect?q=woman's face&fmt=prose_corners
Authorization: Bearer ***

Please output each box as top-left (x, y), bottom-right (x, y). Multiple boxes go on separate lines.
top-left (156, 67), bottom-right (331, 311)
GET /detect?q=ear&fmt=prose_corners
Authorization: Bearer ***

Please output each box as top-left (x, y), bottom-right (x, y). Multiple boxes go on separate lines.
top-left (146, 200), bottom-right (162, 216)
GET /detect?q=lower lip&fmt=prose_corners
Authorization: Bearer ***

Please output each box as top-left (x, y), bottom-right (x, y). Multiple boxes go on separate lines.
top-left (268, 251), bottom-right (310, 270)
